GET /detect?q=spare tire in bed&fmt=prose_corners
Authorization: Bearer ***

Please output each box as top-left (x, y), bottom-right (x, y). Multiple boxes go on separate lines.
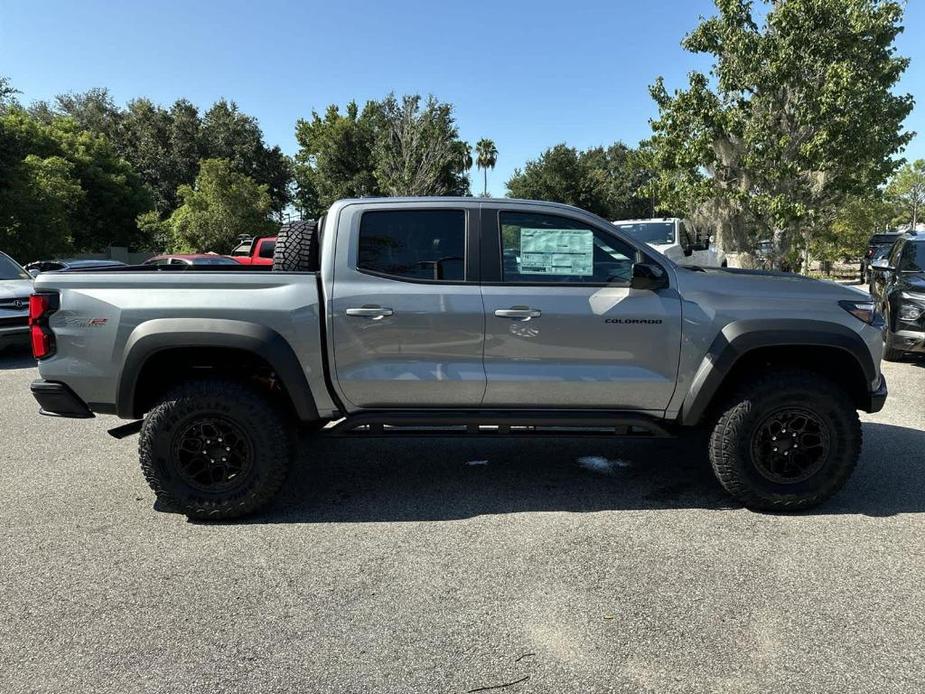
top-left (272, 219), bottom-right (319, 272)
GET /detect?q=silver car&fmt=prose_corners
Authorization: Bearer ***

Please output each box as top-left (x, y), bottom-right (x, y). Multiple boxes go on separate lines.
top-left (0, 251), bottom-right (33, 349)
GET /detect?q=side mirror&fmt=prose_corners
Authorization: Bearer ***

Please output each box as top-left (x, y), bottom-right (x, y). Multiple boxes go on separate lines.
top-left (630, 262), bottom-right (668, 291)
top-left (682, 245), bottom-right (694, 257)
top-left (870, 259), bottom-right (894, 272)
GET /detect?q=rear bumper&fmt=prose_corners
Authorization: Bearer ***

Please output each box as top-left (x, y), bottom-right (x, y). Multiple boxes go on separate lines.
top-left (0, 321), bottom-right (29, 345)
top-left (868, 374), bottom-right (888, 414)
top-left (30, 380), bottom-right (94, 418)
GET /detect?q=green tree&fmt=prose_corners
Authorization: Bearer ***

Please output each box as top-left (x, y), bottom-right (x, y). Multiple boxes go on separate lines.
top-left (507, 142), bottom-right (654, 219)
top-left (886, 159), bottom-right (925, 228)
top-left (32, 90), bottom-right (292, 217)
top-left (0, 75), bottom-right (20, 111)
top-left (645, 0), bottom-right (913, 258)
top-left (200, 99), bottom-right (292, 214)
top-left (53, 87), bottom-right (123, 144)
top-left (293, 101), bottom-right (380, 217)
top-left (476, 138), bottom-right (498, 196)
top-left (810, 194), bottom-right (896, 270)
top-left (165, 158), bottom-right (276, 253)
top-left (0, 108), bottom-right (152, 259)
top-left (372, 94), bottom-right (470, 196)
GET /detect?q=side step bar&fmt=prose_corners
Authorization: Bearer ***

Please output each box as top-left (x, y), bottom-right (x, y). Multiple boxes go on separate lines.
top-left (326, 410), bottom-right (675, 438)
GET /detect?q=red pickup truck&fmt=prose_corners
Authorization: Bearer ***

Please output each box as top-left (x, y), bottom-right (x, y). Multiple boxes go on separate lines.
top-left (231, 236), bottom-right (276, 266)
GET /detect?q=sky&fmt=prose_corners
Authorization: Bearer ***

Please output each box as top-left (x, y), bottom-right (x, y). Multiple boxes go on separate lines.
top-left (2, 0), bottom-right (925, 198)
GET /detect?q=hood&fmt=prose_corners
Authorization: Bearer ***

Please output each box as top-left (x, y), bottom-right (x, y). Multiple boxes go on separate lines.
top-left (678, 266), bottom-right (869, 301)
top-left (901, 273), bottom-right (925, 293)
top-left (0, 279), bottom-right (33, 300)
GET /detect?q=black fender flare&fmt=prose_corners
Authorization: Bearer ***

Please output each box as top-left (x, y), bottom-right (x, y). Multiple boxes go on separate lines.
top-left (679, 319), bottom-right (877, 425)
top-left (117, 318), bottom-right (319, 421)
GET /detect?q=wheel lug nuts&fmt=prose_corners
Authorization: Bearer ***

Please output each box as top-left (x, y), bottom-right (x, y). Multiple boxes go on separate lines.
top-left (772, 436), bottom-right (777, 441)
top-left (226, 447), bottom-right (230, 451)
top-left (783, 451), bottom-right (789, 456)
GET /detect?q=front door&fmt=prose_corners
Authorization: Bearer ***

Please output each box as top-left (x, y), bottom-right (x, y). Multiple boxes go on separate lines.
top-left (480, 207), bottom-right (682, 412)
top-left (330, 206), bottom-right (486, 409)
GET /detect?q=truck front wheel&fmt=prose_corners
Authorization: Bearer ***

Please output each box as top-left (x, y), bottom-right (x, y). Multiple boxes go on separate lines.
top-left (139, 378), bottom-right (292, 519)
top-left (708, 370), bottom-right (861, 511)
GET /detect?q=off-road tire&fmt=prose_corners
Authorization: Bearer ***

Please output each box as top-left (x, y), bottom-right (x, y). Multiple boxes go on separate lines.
top-left (708, 370), bottom-right (861, 511)
top-left (272, 219), bottom-right (319, 272)
top-left (139, 378), bottom-right (292, 519)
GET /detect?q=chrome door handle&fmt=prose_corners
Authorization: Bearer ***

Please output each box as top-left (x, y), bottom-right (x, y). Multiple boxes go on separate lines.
top-left (345, 306), bottom-right (394, 319)
top-left (494, 307), bottom-right (542, 320)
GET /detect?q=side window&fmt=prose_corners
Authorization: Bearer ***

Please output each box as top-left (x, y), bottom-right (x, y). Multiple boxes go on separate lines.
top-left (889, 241), bottom-right (904, 268)
top-left (358, 209), bottom-right (466, 282)
top-left (499, 211), bottom-right (638, 285)
top-left (900, 241), bottom-right (925, 272)
top-left (258, 240), bottom-right (276, 259)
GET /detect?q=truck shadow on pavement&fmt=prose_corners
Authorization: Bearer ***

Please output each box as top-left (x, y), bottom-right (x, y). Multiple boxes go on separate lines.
top-left (231, 422), bottom-right (925, 524)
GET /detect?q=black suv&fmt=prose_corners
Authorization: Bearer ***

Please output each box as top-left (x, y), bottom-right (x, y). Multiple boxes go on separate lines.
top-left (875, 231), bottom-right (925, 361)
top-left (861, 231), bottom-right (904, 283)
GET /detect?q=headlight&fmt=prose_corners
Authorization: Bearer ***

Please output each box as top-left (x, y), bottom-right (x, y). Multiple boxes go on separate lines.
top-left (898, 302), bottom-right (925, 322)
top-left (839, 300), bottom-right (884, 327)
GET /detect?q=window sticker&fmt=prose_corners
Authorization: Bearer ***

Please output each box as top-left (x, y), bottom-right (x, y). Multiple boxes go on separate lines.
top-left (519, 228), bottom-right (594, 276)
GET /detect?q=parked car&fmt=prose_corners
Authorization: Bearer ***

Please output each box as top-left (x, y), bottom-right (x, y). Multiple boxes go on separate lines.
top-left (144, 254), bottom-right (240, 266)
top-left (861, 231), bottom-right (904, 283)
top-left (231, 236), bottom-right (276, 265)
top-left (25, 259), bottom-right (126, 276)
top-left (871, 230), bottom-right (925, 361)
top-left (0, 251), bottom-right (34, 350)
top-left (612, 218), bottom-right (726, 268)
top-left (30, 199), bottom-right (886, 519)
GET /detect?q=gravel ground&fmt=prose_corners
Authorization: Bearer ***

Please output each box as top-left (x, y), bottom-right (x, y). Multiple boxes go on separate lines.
top-left (1, 345), bottom-right (924, 693)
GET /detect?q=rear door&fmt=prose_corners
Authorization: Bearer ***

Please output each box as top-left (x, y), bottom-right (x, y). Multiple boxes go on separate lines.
top-left (479, 206), bottom-right (682, 411)
top-left (330, 204), bottom-right (485, 409)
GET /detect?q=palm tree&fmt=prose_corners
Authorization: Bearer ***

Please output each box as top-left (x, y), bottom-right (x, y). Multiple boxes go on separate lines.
top-left (461, 141), bottom-right (473, 173)
top-left (476, 138), bottom-right (498, 197)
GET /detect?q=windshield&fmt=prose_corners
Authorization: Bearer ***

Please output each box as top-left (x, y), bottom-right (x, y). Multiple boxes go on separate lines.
top-left (0, 253), bottom-right (30, 280)
top-left (196, 256), bottom-right (239, 265)
top-left (614, 221), bottom-right (675, 245)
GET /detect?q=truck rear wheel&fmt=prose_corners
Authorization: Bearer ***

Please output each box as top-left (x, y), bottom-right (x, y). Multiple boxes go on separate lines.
top-left (708, 370), bottom-right (861, 511)
top-left (139, 378), bottom-right (292, 519)
top-left (272, 219), bottom-right (319, 272)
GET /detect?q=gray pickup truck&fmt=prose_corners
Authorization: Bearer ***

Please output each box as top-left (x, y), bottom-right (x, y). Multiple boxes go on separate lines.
top-left (29, 198), bottom-right (887, 518)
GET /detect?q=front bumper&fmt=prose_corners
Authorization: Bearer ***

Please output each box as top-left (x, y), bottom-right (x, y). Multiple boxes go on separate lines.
top-left (868, 374), bottom-right (888, 414)
top-left (893, 328), bottom-right (925, 354)
top-left (30, 380), bottom-right (94, 418)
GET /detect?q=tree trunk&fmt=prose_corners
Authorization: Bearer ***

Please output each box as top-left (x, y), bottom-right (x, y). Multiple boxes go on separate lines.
top-left (483, 168), bottom-right (488, 197)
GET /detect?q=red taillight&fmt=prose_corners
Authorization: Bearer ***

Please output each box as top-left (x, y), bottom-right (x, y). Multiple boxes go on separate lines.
top-left (31, 325), bottom-right (52, 358)
top-left (29, 293), bottom-right (58, 359)
top-left (28, 294), bottom-right (50, 325)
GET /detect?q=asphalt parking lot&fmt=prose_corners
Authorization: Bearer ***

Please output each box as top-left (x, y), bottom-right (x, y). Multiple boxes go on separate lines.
top-left (1, 346), bottom-right (924, 694)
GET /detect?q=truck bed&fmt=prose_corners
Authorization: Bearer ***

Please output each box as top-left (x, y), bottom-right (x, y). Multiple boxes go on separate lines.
top-left (33, 270), bottom-right (336, 418)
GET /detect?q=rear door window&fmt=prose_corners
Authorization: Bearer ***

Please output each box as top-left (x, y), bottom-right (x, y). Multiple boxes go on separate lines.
top-left (357, 209), bottom-right (466, 282)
